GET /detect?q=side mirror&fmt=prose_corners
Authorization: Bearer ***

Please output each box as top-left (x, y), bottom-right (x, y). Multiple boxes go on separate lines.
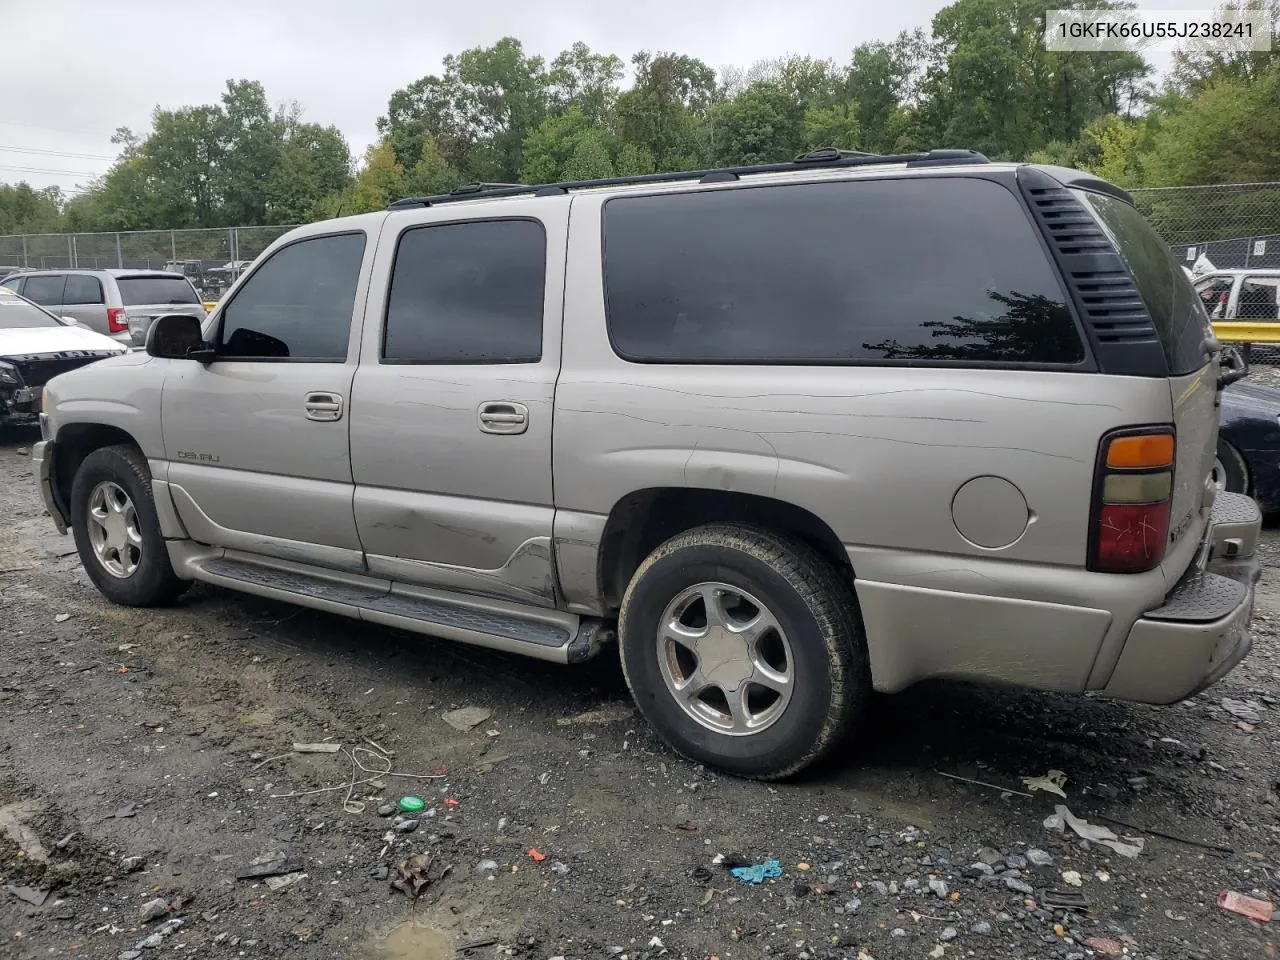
top-left (146, 314), bottom-right (215, 363)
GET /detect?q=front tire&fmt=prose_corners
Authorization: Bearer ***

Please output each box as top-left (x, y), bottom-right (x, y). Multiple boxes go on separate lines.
top-left (618, 523), bottom-right (868, 780)
top-left (70, 444), bottom-right (188, 607)
top-left (1213, 439), bottom-right (1249, 496)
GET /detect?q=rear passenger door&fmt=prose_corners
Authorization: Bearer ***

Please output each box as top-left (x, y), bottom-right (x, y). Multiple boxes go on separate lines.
top-left (1236, 276), bottom-right (1280, 320)
top-left (60, 274), bottom-right (107, 329)
top-left (349, 202), bottom-right (567, 608)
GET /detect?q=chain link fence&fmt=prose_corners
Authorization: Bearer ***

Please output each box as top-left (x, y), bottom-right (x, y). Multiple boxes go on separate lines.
top-left (1130, 181), bottom-right (1280, 273)
top-left (0, 225), bottom-right (296, 300)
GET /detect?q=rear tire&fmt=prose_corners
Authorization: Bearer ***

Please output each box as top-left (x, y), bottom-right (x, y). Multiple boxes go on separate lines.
top-left (618, 522), bottom-right (868, 780)
top-left (70, 444), bottom-right (189, 607)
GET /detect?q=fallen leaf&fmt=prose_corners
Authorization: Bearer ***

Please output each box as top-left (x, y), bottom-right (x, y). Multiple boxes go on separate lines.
top-left (1022, 769), bottom-right (1068, 797)
top-left (528, 849), bottom-right (547, 863)
top-left (390, 853), bottom-right (450, 901)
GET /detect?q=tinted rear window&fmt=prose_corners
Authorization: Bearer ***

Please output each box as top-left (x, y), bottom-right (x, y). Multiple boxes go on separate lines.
top-left (602, 177), bottom-right (1084, 365)
top-left (117, 276), bottom-right (200, 306)
top-left (1080, 192), bottom-right (1212, 375)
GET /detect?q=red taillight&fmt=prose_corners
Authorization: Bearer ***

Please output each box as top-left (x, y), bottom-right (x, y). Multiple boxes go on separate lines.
top-left (107, 307), bottom-right (127, 333)
top-left (1090, 428), bottom-right (1175, 574)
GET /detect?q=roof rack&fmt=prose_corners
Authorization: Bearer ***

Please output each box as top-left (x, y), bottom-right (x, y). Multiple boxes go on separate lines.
top-left (387, 147), bottom-right (990, 210)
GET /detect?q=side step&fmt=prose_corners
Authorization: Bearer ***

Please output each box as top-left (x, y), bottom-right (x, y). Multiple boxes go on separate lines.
top-left (192, 555), bottom-right (611, 664)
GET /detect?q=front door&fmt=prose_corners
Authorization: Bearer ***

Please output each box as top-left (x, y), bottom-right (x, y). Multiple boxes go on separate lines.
top-left (349, 204), bottom-right (567, 607)
top-left (161, 227), bottom-right (380, 573)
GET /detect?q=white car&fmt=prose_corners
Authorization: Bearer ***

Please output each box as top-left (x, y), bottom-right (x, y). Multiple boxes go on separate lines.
top-left (0, 289), bottom-right (126, 426)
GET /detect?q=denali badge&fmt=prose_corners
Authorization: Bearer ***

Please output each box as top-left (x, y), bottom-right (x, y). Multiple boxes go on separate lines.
top-left (1169, 508), bottom-right (1193, 544)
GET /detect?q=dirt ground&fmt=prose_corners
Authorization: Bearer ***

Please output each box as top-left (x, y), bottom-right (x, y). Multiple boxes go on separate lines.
top-left (1, 419), bottom-right (1278, 960)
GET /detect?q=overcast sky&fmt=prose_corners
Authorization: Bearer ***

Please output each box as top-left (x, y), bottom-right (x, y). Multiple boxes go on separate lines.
top-left (2, 0), bottom-right (1199, 196)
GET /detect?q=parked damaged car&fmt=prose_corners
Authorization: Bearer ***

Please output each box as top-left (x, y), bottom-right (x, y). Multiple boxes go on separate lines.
top-left (1218, 379), bottom-right (1280, 514)
top-left (0, 289), bottom-right (126, 426)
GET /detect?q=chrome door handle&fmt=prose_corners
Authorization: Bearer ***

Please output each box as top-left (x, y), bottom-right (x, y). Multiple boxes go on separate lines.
top-left (478, 401), bottom-right (529, 435)
top-left (304, 391), bottom-right (343, 422)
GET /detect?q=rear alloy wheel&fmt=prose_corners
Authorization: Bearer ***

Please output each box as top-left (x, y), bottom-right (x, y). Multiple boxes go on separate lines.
top-left (70, 444), bottom-right (189, 607)
top-left (619, 522), bottom-right (869, 780)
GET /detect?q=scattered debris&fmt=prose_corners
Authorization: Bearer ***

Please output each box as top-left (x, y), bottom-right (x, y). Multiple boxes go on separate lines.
top-left (1026, 848), bottom-right (1054, 867)
top-left (936, 770), bottom-right (1033, 797)
top-left (939, 926), bottom-right (959, 941)
top-left (1043, 805), bottom-right (1144, 858)
top-left (929, 876), bottom-right (949, 898)
top-left (292, 742), bottom-right (341, 754)
top-left (556, 703), bottom-right (635, 725)
top-left (390, 852), bottom-right (451, 901)
top-left (1093, 813), bottom-right (1234, 855)
top-left (119, 856), bottom-right (145, 874)
top-left (1218, 889), bottom-right (1275, 922)
top-left (398, 795), bottom-right (426, 814)
top-left (54, 613), bottom-right (70, 623)
top-left (1022, 769), bottom-right (1068, 797)
top-left (265, 871), bottom-right (307, 891)
top-left (236, 854), bottom-right (305, 881)
top-left (1039, 889), bottom-right (1090, 912)
top-left (0, 801), bottom-right (48, 863)
top-left (476, 859), bottom-right (499, 874)
top-left (442, 706), bottom-right (492, 732)
top-left (1221, 698), bottom-right (1263, 724)
top-left (675, 820), bottom-right (698, 832)
top-left (377, 804), bottom-right (396, 817)
top-left (115, 803), bottom-right (138, 819)
top-left (1085, 937), bottom-right (1125, 956)
top-left (5, 885), bottom-right (49, 907)
top-left (528, 849), bottom-right (547, 863)
top-left (139, 898), bottom-right (169, 923)
top-left (731, 859), bottom-right (783, 884)
top-left (1061, 870), bottom-right (1083, 887)
top-left (394, 818), bottom-right (419, 834)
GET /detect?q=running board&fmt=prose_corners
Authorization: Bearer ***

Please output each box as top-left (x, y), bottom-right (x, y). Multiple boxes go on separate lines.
top-left (189, 554), bottom-right (610, 664)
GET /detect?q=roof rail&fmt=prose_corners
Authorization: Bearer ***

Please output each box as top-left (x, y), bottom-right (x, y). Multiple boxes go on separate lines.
top-left (387, 147), bottom-right (990, 210)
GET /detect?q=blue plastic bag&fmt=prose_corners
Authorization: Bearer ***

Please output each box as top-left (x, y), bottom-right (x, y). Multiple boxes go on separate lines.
top-left (730, 859), bottom-right (783, 884)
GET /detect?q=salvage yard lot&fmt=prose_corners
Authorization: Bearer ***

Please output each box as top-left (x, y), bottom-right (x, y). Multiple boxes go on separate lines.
top-left (1, 424), bottom-right (1278, 960)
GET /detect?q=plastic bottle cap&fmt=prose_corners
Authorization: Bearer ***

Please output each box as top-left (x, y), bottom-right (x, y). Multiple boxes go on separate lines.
top-left (398, 795), bottom-right (426, 813)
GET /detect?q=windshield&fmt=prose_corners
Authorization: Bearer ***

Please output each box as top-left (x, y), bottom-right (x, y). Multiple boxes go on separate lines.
top-left (0, 290), bottom-right (64, 329)
top-left (117, 276), bottom-right (200, 305)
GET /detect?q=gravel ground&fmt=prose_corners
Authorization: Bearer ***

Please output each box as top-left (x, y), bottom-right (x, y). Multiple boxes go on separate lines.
top-left (1, 411), bottom-right (1279, 960)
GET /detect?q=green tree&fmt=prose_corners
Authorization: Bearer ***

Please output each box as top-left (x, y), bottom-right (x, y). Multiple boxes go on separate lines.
top-left (351, 141), bottom-right (407, 212)
top-left (615, 51), bottom-right (717, 171)
top-left (712, 81), bottom-right (805, 165)
top-left (404, 136), bottom-right (464, 196)
top-left (549, 42), bottom-right (625, 123)
top-left (0, 183), bottom-right (64, 234)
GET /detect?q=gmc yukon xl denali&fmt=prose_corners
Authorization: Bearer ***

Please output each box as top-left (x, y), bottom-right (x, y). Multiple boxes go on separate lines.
top-left (32, 149), bottom-right (1262, 779)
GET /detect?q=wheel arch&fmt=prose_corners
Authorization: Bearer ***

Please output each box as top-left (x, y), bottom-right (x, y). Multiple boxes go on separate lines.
top-left (596, 487), bottom-right (853, 613)
top-left (51, 423), bottom-right (145, 521)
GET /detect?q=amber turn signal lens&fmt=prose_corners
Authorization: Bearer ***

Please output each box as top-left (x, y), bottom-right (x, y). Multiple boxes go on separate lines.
top-left (1105, 433), bottom-right (1174, 469)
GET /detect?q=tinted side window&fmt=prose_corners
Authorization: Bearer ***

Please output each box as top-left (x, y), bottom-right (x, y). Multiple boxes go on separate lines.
top-left (602, 178), bottom-right (1084, 365)
top-left (23, 275), bottom-right (66, 306)
top-left (0, 278), bottom-right (21, 293)
top-left (383, 219), bottom-right (546, 364)
top-left (218, 233), bottom-right (366, 361)
top-left (63, 275), bottom-right (104, 305)
top-left (1081, 192), bottom-right (1212, 375)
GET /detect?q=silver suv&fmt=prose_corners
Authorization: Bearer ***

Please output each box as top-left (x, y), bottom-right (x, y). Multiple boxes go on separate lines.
top-left (0, 269), bottom-right (204, 346)
top-left (31, 151), bottom-right (1263, 779)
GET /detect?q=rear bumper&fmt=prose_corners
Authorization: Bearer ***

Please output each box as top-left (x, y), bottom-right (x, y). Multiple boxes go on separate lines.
top-left (1102, 491), bottom-right (1261, 704)
top-left (32, 437), bottom-right (68, 534)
